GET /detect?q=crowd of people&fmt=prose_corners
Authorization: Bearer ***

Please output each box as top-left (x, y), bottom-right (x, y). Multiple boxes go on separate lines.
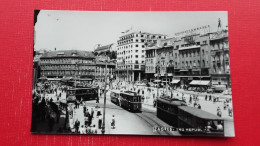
top-left (32, 78), bottom-right (233, 134)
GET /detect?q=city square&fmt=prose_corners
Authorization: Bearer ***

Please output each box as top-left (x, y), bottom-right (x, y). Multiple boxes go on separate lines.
top-left (32, 10), bottom-right (234, 137)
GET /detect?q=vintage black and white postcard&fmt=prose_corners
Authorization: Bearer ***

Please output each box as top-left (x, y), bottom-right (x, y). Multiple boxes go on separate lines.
top-left (32, 10), bottom-right (234, 137)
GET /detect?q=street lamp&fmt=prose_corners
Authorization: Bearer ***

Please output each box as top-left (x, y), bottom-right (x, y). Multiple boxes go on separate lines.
top-left (156, 64), bottom-right (160, 98)
top-left (101, 51), bottom-right (109, 134)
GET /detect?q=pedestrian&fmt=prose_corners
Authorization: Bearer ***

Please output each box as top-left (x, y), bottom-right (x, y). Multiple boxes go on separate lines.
top-left (189, 95), bottom-right (192, 104)
top-left (79, 125), bottom-right (85, 134)
top-left (198, 104), bottom-right (201, 109)
top-left (209, 95), bottom-right (212, 101)
top-left (92, 125), bottom-right (97, 134)
top-left (111, 115), bottom-right (116, 129)
top-left (205, 95), bottom-right (207, 101)
top-left (98, 115), bottom-right (102, 129)
top-left (217, 107), bottom-right (222, 117)
top-left (97, 108), bottom-right (101, 117)
top-left (74, 119), bottom-right (80, 133)
top-left (228, 106), bottom-right (233, 117)
top-left (96, 96), bottom-right (99, 103)
top-left (83, 104), bottom-right (86, 113)
top-left (153, 99), bottom-right (157, 108)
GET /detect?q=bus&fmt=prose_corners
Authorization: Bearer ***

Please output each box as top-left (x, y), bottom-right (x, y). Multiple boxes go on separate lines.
top-left (120, 91), bottom-right (142, 112)
top-left (66, 88), bottom-right (98, 101)
top-left (110, 90), bottom-right (122, 105)
top-left (178, 106), bottom-right (224, 136)
top-left (156, 96), bottom-right (187, 127)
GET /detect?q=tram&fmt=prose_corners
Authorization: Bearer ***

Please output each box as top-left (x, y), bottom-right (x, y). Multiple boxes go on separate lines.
top-left (66, 87), bottom-right (98, 101)
top-left (156, 96), bottom-right (187, 127)
top-left (110, 90), bottom-right (122, 105)
top-left (178, 106), bottom-right (224, 136)
top-left (120, 91), bottom-right (142, 112)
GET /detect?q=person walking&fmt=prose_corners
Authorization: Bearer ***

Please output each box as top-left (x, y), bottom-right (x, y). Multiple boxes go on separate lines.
top-left (89, 108), bottom-right (94, 125)
top-left (189, 95), bottom-right (192, 104)
top-left (111, 115), bottom-right (116, 129)
top-left (205, 95), bottom-right (207, 101)
top-left (74, 119), bottom-right (80, 133)
top-left (198, 104), bottom-right (201, 109)
top-left (98, 115), bottom-right (102, 129)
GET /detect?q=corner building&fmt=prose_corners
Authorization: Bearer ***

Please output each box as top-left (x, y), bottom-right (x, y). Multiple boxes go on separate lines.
top-left (116, 31), bottom-right (167, 81)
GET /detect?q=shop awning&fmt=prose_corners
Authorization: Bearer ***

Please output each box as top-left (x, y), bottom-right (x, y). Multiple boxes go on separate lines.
top-left (189, 80), bottom-right (210, 86)
top-left (47, 78), bottom-right (61, 81)
top-left (153, 80), bottom-right (161, 83)
top-left (171, 79), bottom-right (180, 84)
top-left (180, 69), bottom-right (188, 72)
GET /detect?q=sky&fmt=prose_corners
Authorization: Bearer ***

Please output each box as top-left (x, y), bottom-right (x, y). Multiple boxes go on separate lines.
top-left (34, 11), bottom-right (228, 51)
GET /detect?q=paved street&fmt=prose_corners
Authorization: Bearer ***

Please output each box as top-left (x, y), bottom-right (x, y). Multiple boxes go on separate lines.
top-left (33, 86), bottom-right (234, 136)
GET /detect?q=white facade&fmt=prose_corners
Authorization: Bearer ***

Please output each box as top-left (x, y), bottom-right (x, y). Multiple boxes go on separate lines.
top-left (116, 31), bottom-right (167, 81)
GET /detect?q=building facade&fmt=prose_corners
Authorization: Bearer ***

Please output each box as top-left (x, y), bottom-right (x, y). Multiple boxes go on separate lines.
top-left (116, 31), bottom-right (167, 81)
top-left (145, 28), bottom-right (230, 88)
top-left (145, 38), bottom-right (175, 83)
top-left (209, 30), bottom-right (230, 87)
top-left (174, 33), bottom-right (212, 85)
top-left (39, 50), bottom-right (115, 81)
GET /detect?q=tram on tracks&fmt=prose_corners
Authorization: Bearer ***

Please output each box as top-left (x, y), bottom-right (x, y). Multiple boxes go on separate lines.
top-left (110, 90), bottom-right (121, 105)
top-left (156, 96), bottom-right (187, 127)
top-left (119, 91), bottom-right (142, 112)
top-left (178, 106), bottom-right (224, 136)
top-left (66, 87), bottom-right (98, 101)
top-left (156, 96), bottom-right (224, 136)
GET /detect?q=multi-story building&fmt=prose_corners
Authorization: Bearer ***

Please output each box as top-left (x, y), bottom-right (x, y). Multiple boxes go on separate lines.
top-left (39, 50), bottom-right (116, 81)
top-left (145, 24), bottom-right (230, 88)
top-left (116, 31), bottom-right (167, 81)
top-left (40, 50), bottom-right (96, 79)
top-left (145, 38), bottom-right (176, 83)
top-left (94, 44), bottom-right (116, 81)
top-left (209, 30), bottom-right (230, 87)
top-left (173, 33), bottom-right (212, 85)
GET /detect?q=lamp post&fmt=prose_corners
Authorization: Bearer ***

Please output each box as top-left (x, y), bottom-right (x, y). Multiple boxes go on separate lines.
top-left (101, 51), bottom-right (109, 134)
top-left (156, 64), bottom-right (160, 98)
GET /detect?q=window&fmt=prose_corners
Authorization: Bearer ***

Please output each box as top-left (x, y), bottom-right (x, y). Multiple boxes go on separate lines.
top-left (136, 44), bottom-right (138, 47)
top-left (135, 60), bottom-right (138, 64)
top-left (135, 55), bottom-right (138, 58)
top-left (142, 55), bottom-right (144, 58)
top-left (142, 50), bottom-right (144, 53)
top-left (136, 39), bottom-right (139, 42)
top-left (142, 45), bottom-right (145, 48)
top-left (135, 50), bottom-right (138, 53)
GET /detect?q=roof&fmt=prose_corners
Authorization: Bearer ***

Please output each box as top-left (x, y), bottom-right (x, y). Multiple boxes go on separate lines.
top-left (95, 44), bottom-right (113, 52)
top-left (111, 90), bottom-right (122, 94)
top-left (121, 91), bottom-right (139, 96)
top-left (179, 106), bottom-right (222, 120)
top-left (146, 37), bottom-right (176, 50)
top-left (189, 80), bottom-right (210, 86)
top-left (157, 96), bottom-right (187, 106)
top-left (40, 50), bottom-right (95, 59)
